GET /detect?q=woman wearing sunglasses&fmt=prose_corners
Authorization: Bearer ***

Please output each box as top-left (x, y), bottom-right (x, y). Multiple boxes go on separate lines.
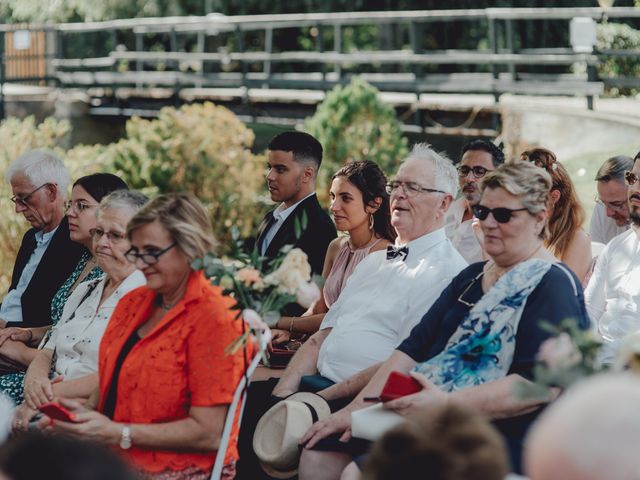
top-left (299, 162), bottom-right (590, 478)
top-left (519, 148), bottom-right (592, 282)
top-left (47, 193), bottom-right (247, 480)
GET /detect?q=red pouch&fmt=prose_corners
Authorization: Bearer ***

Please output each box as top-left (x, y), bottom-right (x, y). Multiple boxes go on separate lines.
top-left (379, 371), bottom-right (422, 402)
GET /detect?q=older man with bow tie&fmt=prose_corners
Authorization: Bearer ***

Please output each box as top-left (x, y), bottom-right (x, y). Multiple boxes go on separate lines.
top-left (271, 144), bottom-right (467, 398)
top-left (236, 144), bottom-right (467, 480)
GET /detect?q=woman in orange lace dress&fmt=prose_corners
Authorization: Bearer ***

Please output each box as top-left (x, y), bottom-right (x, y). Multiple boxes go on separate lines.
top-left (49, 193), bottom-right (247, 480)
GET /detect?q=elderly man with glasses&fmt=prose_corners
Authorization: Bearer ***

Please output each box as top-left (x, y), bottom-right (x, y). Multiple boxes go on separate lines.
top-left (0, 150), bottom-right (84, 330)
top-left (445, 139), bottom-right (505, 263)
top-left (586, 152), bottom-right (640, 364)
top-left (237, 144), bottom-right (467, 479)
top-left (589, 155), bottom-right (633, 245)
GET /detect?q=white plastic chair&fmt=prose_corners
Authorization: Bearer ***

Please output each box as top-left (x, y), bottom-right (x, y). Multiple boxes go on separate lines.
top-left (210, 327), bottom-right (271, 480)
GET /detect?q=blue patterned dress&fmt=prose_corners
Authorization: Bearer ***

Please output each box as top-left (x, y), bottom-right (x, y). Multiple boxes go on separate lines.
top-left (0, 250), bottom-right (103, 404)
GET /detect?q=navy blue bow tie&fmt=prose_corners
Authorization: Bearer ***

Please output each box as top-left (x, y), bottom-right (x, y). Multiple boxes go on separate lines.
top-left (386, 245), bottom-right (409, 261)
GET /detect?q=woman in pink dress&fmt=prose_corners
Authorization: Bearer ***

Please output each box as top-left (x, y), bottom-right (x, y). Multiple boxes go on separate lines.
top-left (270, 160), bottom-right (396, 344)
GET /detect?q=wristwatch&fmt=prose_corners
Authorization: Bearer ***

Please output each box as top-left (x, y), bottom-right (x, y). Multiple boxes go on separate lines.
top-left (119, 425), bottom-right (132, 450)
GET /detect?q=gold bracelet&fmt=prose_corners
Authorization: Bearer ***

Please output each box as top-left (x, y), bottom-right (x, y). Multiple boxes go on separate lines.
top-left (289, 317), bottom-right (295, 333)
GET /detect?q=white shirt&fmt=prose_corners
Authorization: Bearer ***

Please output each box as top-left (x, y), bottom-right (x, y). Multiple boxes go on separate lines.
top-left (316, 228), bottom-right (467, 383)
top-left (444, 198), bottom-right (483, 264)
top-left (0, 227), bottom-right (58, 324)
top-left (44, 269), bottom-right (146, 379)
top-left (585, 226), bottom-right (640, 363)
top-left (261, 192), bottom-right (316, 255)
top-left (589, 201), bottom-right (629, 245)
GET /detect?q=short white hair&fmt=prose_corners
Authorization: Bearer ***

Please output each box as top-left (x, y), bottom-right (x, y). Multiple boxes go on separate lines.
top-left (525, 373), bottom-right (640, 480)
top-left (402, 143), bottom-right (458, 197)
top-left (98, 189), bottom-right (148, 215)
top-left (5, 149), bottom-right (71, 199)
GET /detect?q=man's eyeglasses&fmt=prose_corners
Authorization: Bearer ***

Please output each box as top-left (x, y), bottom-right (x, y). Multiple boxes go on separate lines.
top-left (385, 181), bottom-right (445, 197)
top-left (89, 228), bottom-right (126, 243)
top-left (473, 205), bottom-right (529, 223)
top-left (65, 200), bottom-right (98, 214)
top-left (594, 195), bottom-right (627, 213)
top-left (10, 183), bottom-right (49, 207)
top-left (125, 242), bottom-right (177, 266)
top-left (624, 171), bottom-right (639, 187)
top-left (457, 165), bottom-right (492, 179)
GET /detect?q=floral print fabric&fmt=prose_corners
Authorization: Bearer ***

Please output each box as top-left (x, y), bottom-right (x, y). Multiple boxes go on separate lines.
top-left (413, 259), bottom-right (552, 391)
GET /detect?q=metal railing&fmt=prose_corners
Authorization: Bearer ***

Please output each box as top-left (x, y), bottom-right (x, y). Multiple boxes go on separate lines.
top-left (2, 7), bottom-right (640, 114)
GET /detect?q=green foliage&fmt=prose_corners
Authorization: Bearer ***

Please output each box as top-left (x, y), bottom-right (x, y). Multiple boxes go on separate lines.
top-left (596, 22), bottom-right (640, 96)
top-left (0, 105), bottom-right (267, 297)
top-left (105, 102), bottom-right (268, 248)
top-left (304, 77), bottom-right (407, 201)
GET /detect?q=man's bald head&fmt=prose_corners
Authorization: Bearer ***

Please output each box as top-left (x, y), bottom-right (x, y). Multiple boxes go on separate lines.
top-left (525, 374), bottom-right (640, 480)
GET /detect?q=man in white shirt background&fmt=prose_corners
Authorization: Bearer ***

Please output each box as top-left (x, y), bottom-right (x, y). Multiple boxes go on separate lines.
top-left (445, 139), bottom-right (505, 263)
top-left (589, 155), bottom-right (633, 245)
top-left (585, 151), bottom-right (640, 364)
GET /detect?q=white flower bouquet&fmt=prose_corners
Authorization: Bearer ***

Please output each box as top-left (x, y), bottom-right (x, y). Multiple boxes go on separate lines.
top-left (192, 230), bottom-right (320, 356)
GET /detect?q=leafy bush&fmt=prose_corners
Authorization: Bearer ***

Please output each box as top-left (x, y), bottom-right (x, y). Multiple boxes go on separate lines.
top-left (304, 77), bottom-right (407, 201)
top-left (105, 102), bottom-right (268, 247)
top-left (596, 22), bottom-right (640, 96)
top-left (0, 104), bottom-right (267, 298)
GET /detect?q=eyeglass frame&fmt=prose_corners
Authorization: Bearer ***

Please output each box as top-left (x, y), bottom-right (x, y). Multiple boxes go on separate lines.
top-left (10, 183), bottom-right (51, 207)
top-left (125, 242), bottom-right (177, 266)
top-left (385, 181), bottom-right (446, 197)
top-left (624, 170), bottom-right (639, 187)
top-left (472, 204), bottom-right (529, 224)
top-left (89, 227), bottom-right (127, 244)
top-left (65, 200), bottom-right (99, 214)
top-left (456, 165), bottom-right (493, 179)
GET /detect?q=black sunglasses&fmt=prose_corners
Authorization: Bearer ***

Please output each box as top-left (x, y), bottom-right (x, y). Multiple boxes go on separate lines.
top-left (625, 171), bottom-right (639, 187)
top-left (473, 205), bottom-right (529, 223)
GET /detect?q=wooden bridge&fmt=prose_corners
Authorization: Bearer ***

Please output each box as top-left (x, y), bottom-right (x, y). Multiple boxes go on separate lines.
top-left (1, 7), bottom-right (639, 136)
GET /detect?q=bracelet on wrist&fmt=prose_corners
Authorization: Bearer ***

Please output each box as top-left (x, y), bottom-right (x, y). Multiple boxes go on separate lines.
top-left (289, 317), bottom-right (295, 333)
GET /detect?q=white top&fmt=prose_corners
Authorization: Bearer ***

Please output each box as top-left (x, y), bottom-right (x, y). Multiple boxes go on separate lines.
top-left (589, 201), bottom-right (629, 245)
top-left (261, 192), bottom-right (316, 255)
top-left (316, 228), bottom-right (467, 383)
top-left (44, 269), bottom-right (146, 379)
top-left (585, 226), bottom-right (640, 363)
top-left (444, 198), bottom-right (483, 264)
top-left (0, 226), bottom-right (58, 324)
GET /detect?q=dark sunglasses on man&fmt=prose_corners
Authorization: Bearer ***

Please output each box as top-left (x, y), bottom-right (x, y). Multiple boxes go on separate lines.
top-left (624, 171), bottom-right (639, 187)
top-left (472, 205), bottom-right (528, 224)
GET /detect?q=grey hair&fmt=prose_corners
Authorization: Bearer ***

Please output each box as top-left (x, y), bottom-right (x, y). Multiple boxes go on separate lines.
top-left (402, 143), bottom-right (459, 197)
top-left (5, 149), bottom-right (71, 199)
top-left (98, 190), bottom-right (148, 215)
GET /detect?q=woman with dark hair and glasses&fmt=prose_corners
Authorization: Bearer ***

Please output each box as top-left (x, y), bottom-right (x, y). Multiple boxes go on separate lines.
top-left (300, 162), bottom-right (590, 478)
top-left (0, 173), bottom-right (128, 404)
top-left (49, 193), bottom-right (247, 480)
top-left (11, 190), bottom-right (147, 430)
top-left (266, 161), bottom-right (395, 349)
top-left (519, 148), bottom-right (591, 282)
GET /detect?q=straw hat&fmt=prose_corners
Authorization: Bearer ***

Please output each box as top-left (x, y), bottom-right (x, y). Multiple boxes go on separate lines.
top-left (253, 392), bottom-right (331, 479)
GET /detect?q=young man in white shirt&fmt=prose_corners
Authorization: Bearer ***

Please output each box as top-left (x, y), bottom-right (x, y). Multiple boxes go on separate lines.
top-left (589, 155), bottom-right (633, 245)
top-left (445, 140), bottom-right (505, 263)
top-left (586, 152), bottom-right (640, 363)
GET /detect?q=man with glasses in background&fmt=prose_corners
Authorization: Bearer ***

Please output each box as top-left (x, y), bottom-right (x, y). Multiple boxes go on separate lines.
top-left (445, 139), bottom-right (505, 263)
top-left (585, 152), bottom-right (640, 364)
top-left (0, 150), bottom-right (84, 329)
top-left (589, 155), bottom-right (633, 245)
